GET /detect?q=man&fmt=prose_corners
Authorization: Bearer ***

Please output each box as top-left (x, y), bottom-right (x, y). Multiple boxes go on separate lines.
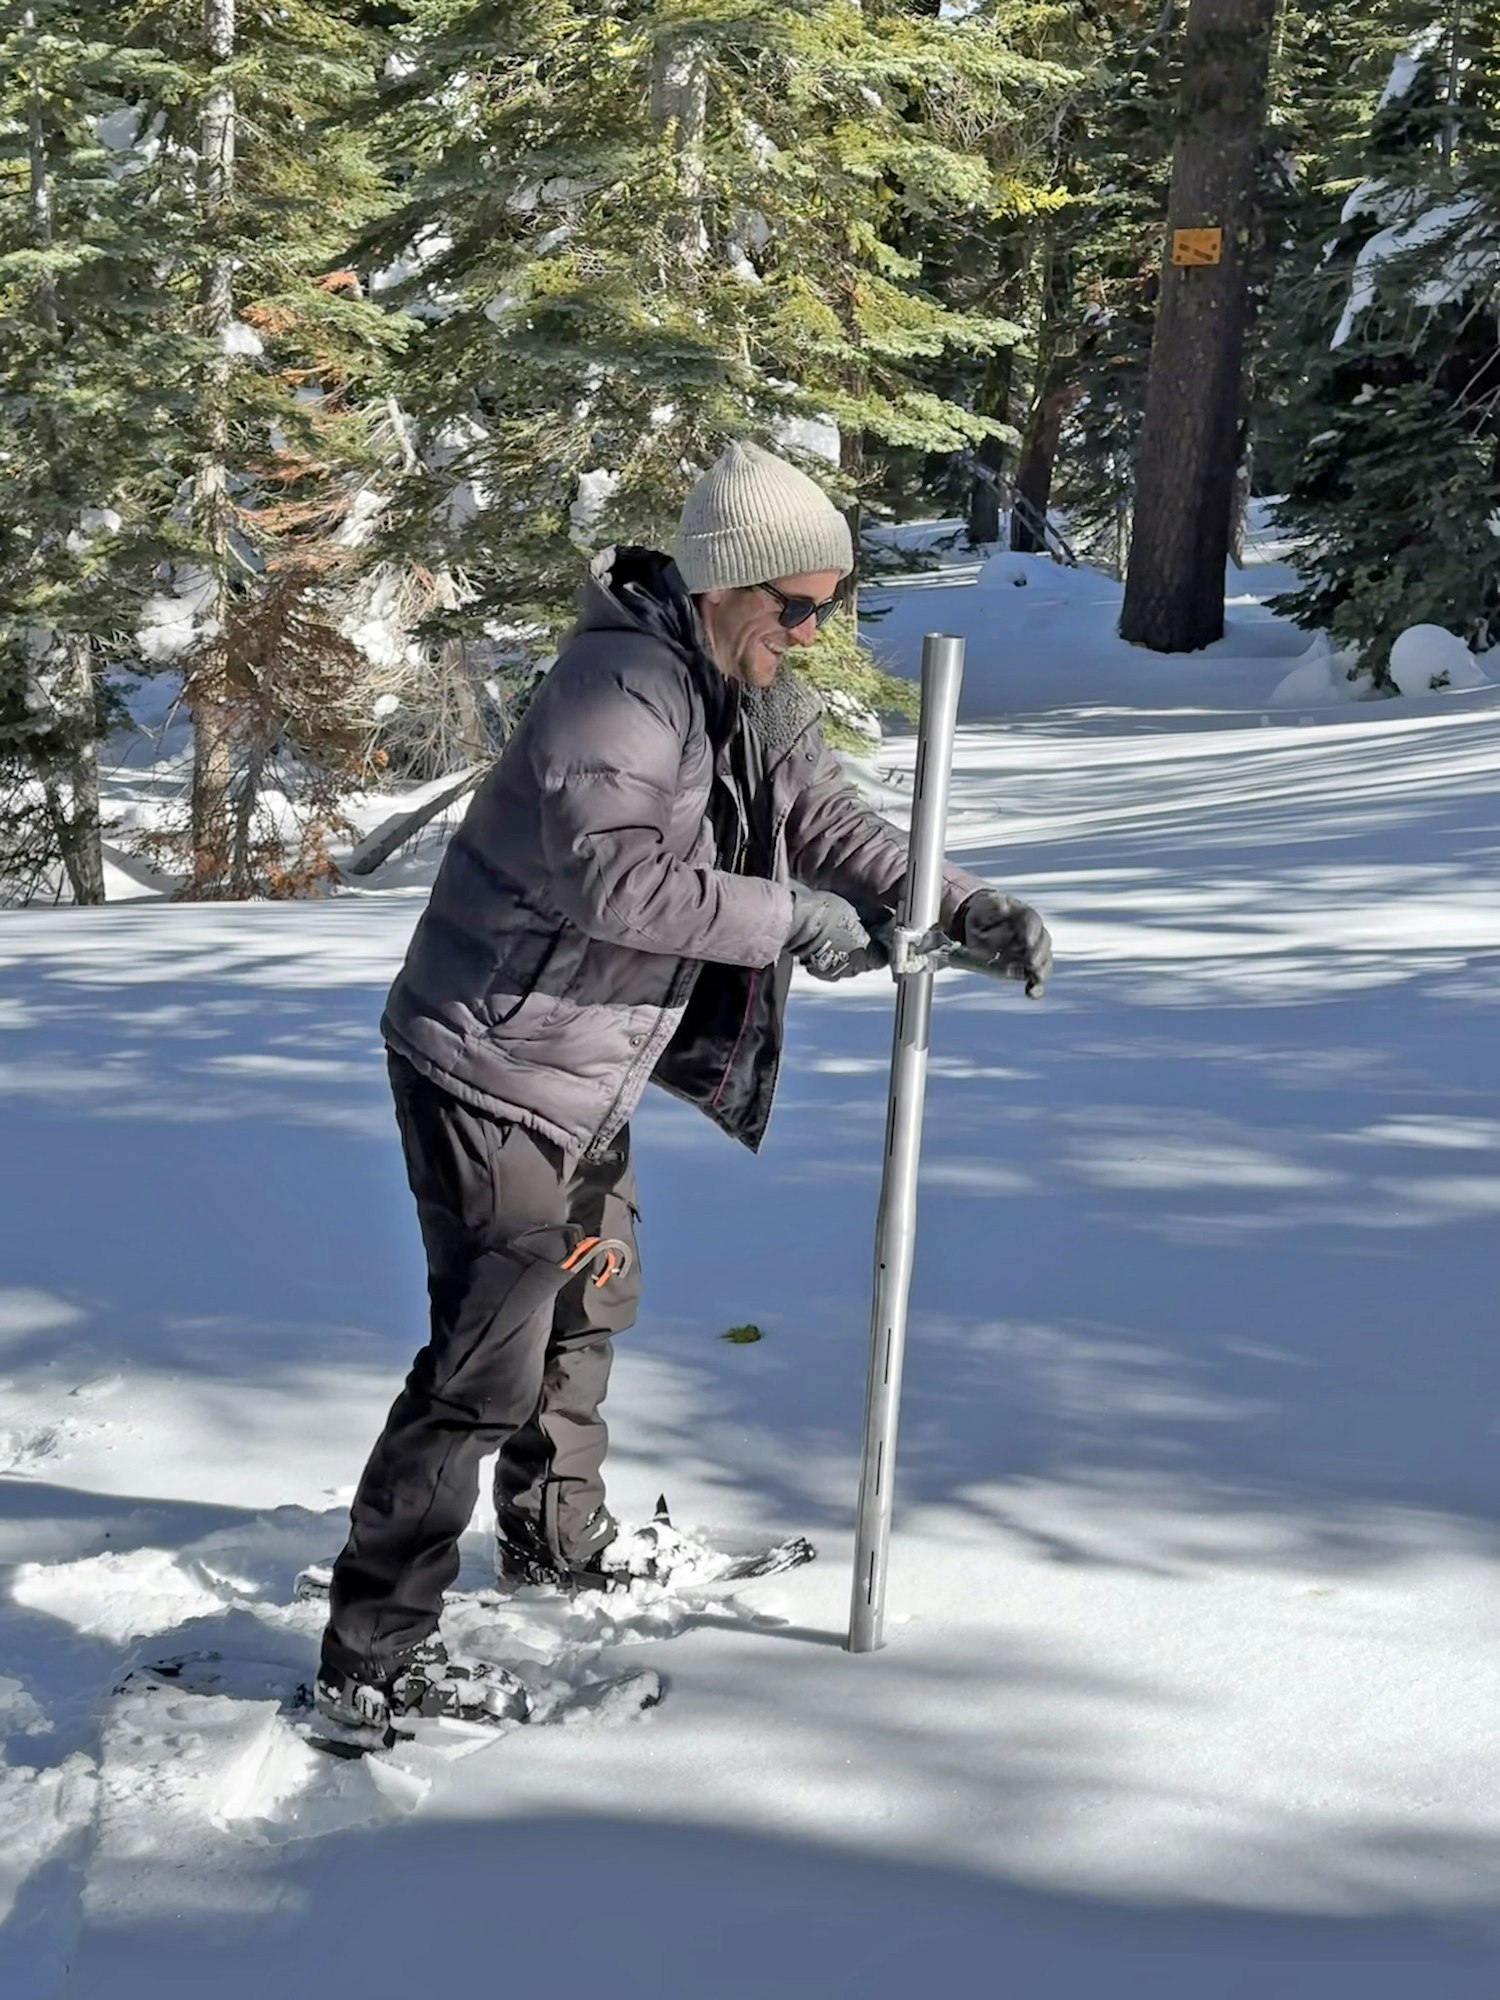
top-left (316, 441), bottom-right (1052, 1735)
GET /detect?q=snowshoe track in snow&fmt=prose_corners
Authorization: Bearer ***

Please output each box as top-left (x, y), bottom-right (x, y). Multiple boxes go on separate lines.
top-left (36, 1511), bottom-right (812, 1849)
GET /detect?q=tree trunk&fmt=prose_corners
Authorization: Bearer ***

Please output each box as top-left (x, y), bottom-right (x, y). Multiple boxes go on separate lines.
top-left (189, 0), bottom-right (238, 895)
top-left (65, 741), bottom-right (105, 903)
top-left (1441, 0), bottom-right (1462, 178)
top-left (346, 767), bottom-right (485, 878)
top-left (24, 7), bottom-right (59, 342)
top-left (1011, 386), bottom-right (1073, 554)
top-left (43, 733), bottom-right (106, 907)
top-left (1229, 446), bottom-right (1253, 567)
top-left (967, 346), bottom-right (1017, 546)
top-left (840, 427), bottom-right (864, 622)
top-left (1119, 0), bottom-right (1277, 653)
top-left (1009, 222), bottom-right (1075, 554)
top-left (53, 638), bottom-right (105, 904)
top-left (228, 735), bottom-right (266, 895)
top-left (26, 9), bottom-right (105, 902)
top-left (651, 32), bottom-right (708, 264)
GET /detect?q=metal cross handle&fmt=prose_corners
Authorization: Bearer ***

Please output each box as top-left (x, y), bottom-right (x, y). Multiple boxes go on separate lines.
top-left (872, 920), bottom-right (1011, 984)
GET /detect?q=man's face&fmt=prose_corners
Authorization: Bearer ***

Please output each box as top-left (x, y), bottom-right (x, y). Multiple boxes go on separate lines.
top-left (699, 570), bottom-right (845, 690)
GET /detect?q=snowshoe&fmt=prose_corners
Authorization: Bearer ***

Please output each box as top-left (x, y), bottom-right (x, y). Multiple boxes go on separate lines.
top-left (313, 1637), bottom-right (532, 1751)
top-left (495, 1496), bottom-right (817, 1595)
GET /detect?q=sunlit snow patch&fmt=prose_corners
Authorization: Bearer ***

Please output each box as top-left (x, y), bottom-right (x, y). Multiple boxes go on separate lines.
top-left (13, 1548), bottom-right (231, 1644)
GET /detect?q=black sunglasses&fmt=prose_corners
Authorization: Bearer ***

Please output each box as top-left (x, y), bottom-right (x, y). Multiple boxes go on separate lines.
top-left (755, 581), bottom-right (844, 633)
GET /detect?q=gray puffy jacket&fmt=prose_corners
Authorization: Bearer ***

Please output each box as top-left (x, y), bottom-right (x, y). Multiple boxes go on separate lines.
top-left (381, 548), bottom-right (984, 1157)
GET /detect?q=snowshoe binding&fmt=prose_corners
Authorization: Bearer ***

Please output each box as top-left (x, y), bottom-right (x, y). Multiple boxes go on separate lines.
top-left (313, 1637), bottom-right (532, 1753)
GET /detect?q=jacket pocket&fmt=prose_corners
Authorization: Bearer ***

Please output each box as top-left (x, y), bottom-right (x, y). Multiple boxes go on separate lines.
top-left (486, 926), bottom-right (565, 1030)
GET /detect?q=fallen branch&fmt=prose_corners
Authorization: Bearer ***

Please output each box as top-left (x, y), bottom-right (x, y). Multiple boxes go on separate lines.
top-left (345, 765), bottom-right (487, 877)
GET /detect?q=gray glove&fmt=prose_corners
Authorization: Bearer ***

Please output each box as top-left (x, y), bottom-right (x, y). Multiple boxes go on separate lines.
top-left (953, 889), bottom-right (1053, 999)
top-left (785, 886), bottom-right (889, 982)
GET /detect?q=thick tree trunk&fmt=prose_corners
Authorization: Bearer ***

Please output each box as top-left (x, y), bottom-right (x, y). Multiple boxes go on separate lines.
top-left (228, 737), bottom-right (266, 895)
top-left (1119, 0), bottom-right (1277, 653)
top-left (189, 0), bottom-right (238, 895)
top-left (64, 742), bottom-right (105, 903)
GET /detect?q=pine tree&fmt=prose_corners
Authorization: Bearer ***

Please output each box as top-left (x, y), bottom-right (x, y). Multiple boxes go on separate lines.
top-left (355, 0), bottom-right (1072, 731)
top-left (1251, 0), bottom-right (1388, 502)
top-left (837, 0), bottom-right (1081, 543)
top-left (0, 1), bottom-right (186, 902)
top-left (110, 0), bottom-right (404, 895)
top-left (1268, 4), bottom-right (1500, 683)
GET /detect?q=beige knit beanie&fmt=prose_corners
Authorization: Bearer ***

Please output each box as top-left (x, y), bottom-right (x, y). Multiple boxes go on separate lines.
top-left (674, 441), bottom-right (854, 594)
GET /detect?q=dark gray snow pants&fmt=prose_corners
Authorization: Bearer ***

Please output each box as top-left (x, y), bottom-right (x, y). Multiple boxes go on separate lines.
top-left (322, 1052), bottom-right (640, 1679)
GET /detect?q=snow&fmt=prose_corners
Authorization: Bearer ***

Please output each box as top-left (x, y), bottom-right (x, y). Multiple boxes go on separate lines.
top-left (1332, 195), bottom-right (1487, 350)
top-left (1380, 52), bottom-right (1426, 108)
top-left (93, 109), bottom-right (142, 154)
top-left (219, 322), bottom-right (264, 360)
top-left (64, 508), bottom-right (123, 557)
top-left (13, 1549), bottom-right (231, 1646)
top-left (370, 227), bottom-right (460, 320)
top-left (9, 531), bottom-right (1500, 1989)
top-left (1340, 178), bottom-right (1405, 228)
top-left (1389, 624), bottom-right (1489, 695)
top-left (331, 485), bottom-right (386, 551)
top-left (135, 566), bottom-right (219, 665)
top-left (1379, 25), bottom-right (1447, 110)
top-left (342, 568), bottom-right (415, 674)
top-left (776, 411), bottom-right (841, 467)
top-left (1267, 639), bottom-right (1360, 708)
top-left (570, 467), bottom-right (621, 542)
top-left (860, 504), bottom-right (1328, 719)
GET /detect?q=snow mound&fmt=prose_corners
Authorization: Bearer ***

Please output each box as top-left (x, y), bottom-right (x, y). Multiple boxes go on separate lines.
top-left (12, 1548), bottom-right (230, 1644)
top-left (1267, 640), bottom-right (1369, 708)
top-left (973, 548), bottom-right (1093, 596)
top-left (1268, 647), bottom-right (1345, 708)
top-left (1389, 624), bottom-right (1490, 696)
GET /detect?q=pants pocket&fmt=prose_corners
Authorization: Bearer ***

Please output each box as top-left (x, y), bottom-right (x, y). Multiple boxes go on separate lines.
top-left (554, 1185), bottom-right (641, 1341)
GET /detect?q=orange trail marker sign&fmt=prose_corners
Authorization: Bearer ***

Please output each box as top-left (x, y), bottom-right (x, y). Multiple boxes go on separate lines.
top-left (1172, 227), bottom-right (1224, 267)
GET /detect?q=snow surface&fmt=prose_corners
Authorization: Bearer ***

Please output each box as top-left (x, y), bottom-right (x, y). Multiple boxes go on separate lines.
top-left (859, 507), bottom-right (1444, 718)
top-left (8, 536), bottom-right (1500, 1992)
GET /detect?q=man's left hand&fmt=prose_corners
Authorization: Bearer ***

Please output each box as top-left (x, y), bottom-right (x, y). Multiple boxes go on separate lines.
top-left (951, 889), bottom-right (1053, 1000)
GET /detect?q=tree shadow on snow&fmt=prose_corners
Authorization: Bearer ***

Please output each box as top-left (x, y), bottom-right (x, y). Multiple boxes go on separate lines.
top-left (54, 1810), bottom-right (1500, 2000)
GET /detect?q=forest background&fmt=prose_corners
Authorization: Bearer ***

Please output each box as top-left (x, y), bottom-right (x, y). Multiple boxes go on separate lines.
top-left (4, 0), bottom-right (1494, 903)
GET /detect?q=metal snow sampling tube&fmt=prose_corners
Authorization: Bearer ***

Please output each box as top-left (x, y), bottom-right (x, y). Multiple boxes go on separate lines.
top-left (847, 634), bottom-right (965, 1656)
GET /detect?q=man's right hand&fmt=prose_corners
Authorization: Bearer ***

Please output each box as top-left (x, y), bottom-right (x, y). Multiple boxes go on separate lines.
top-left (785, 887), bottom-right (889, 982)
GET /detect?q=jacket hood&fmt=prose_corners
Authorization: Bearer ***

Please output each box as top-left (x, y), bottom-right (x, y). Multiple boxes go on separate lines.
top-left (580, 546), bottom-right (699, 653)
top-left (581, 546), bottom-right (737, 746)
